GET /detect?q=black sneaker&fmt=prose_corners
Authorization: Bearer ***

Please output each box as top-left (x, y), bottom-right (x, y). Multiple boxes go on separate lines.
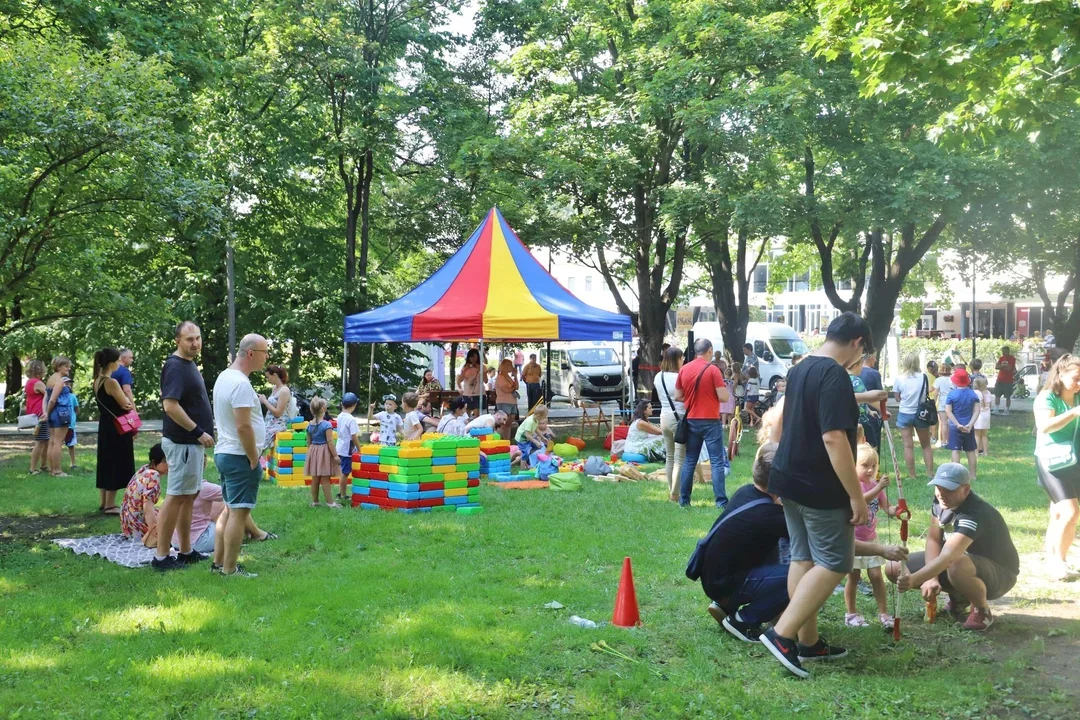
top-left (221, 564), bottom-right (258, 578)
top-left (759, 628), bottom-right (809, 678)
top-left (707, 601), bottom-right (729, 626)
top-left (151, 556), bottom-right (180, 572)
top-left (797, 637), bottom-right (848, 661)
top-left (177, 550), bottom-right (208, 566)
top-left (722, 614), bottom-right (763, 643)
top-left (210, 563), bottom-right (223, 574)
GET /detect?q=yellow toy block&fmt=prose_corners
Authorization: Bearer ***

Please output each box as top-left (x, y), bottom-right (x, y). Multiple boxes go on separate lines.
top-left (431, 465), bottom-right (457, 474)
top-left (401, 440), bottom-right (424, 448)
top-left (422, 432), bottom-right (444, 439)
top-left (480, 440), bottom-right (511, 450)
top-left (443, 471), bottom-right (467, 481)
top-left (399, 447), bottom-right (433, 459)
top-left (379, 464), bottom-right (400, 474)
top-left (352, 461), bottom-right (362, 471)
top-left (361, 444), bottom-right (382, 455)
top-left (278, 432), bottom-right (294, 441)
top-left (455, 451), bottom-right (481, 462)
top-left (444, 487), bottom-right (468, 497)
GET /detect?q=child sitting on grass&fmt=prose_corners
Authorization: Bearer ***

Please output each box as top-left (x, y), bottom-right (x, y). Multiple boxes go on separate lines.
top-left (401, 391), bottom-right (423, 441)
top-left (120, 444), bottom-right (168, 547)
top-left (844, 443), bottom-right (895, 629)
top-left (515, 405), bottom-right (551, 467)
top-left (306, 397), bottom-right (341, 508)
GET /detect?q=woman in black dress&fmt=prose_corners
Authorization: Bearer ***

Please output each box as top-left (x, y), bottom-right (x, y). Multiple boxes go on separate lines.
top-left (93, 347), bottom-right (135, 515)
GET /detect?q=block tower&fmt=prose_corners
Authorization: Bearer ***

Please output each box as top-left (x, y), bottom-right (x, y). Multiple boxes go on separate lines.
top-left (350, 434), bottom-right (483, 514)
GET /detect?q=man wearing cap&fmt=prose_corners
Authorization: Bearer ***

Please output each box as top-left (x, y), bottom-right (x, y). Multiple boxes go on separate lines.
top-left (944, 367), bottom-right (981, 480)
top-left (888, 463), bottom-right (1019, 631)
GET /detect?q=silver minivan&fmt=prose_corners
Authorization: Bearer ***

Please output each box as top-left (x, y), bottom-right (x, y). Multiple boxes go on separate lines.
top-left (540, 342), bottom-right (628, 406)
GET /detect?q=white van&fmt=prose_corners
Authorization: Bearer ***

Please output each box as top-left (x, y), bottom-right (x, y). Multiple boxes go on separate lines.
top-left (689, 321), bottom-right (809, 390)
top-left (540, 342), bottom-right (628, 407)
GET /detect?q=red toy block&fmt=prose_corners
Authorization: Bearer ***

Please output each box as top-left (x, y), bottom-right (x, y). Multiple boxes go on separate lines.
top-left (419, 481), bottom-right (444, 491)
top-left (467, 479), bottom-right (479, 488)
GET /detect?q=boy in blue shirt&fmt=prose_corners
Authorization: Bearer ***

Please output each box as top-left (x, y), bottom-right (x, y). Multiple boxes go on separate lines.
top-left (945, 368), bottom-right (982, 480)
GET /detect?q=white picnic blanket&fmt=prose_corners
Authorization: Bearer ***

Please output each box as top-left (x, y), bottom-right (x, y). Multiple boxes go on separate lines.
top-left (52, 534), bottom-right (172, 569)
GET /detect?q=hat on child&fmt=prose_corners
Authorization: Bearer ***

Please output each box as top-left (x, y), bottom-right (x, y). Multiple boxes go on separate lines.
top-left (381, 393), bottom-right (398, 405)
top-left (342, 392), bottom-right (359, 406)
top-left (950, 368), bottom-right (971, 387)
top-left (928, 462), bottom-right (971, 491)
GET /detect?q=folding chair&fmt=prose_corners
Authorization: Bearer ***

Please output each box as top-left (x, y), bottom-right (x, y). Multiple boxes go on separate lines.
top-left (579, 399), bottom-right (611, 438)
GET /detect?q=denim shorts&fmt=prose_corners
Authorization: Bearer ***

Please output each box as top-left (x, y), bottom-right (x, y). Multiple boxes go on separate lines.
top-left (339, 454), bottom-right (352, 476)
top-left (214, 453), bottom-right (261, 509)
top-left (783, 499), bottom-right (855, 574)
top-left (896, 412), bottom-right (930, 430)
top-left (947, 424), bottom-right (978, 452)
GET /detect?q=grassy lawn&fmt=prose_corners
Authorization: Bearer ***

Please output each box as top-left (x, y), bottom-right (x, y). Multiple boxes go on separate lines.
top-left (1, 418), bottom-right (1077, 719)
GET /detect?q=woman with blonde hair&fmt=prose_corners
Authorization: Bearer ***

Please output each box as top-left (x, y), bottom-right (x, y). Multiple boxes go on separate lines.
top-left (42, 356), bottom-right (73, 477)
top-left (24, 359), bottom-right (49, 475)
top-left (893, 352), bottom-right (935, 479)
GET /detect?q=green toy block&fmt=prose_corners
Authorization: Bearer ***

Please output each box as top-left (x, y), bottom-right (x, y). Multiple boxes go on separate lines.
top-left (458, 463), bottom-right (481, 472)
top-left (444, 479), bottom-right (468, 489)
top-left (431, 447), bottom-right (457, 457)
top-left (379, 446), bottom-right (400, 458)
top-left (457, 506), bottom-right (484, 515)
top-left (353, 478), bottom-right (370, 487)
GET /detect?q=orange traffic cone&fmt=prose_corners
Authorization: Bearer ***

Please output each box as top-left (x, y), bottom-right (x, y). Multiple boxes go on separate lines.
top-left (612, 556), bottom-right (641, 627)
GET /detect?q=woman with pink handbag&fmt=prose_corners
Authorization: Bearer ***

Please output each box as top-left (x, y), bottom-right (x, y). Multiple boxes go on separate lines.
top-left (93, 347), bottom-right (135, 515)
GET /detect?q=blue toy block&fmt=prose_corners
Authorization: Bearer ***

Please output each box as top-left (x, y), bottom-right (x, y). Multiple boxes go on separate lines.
top-left (278, 467), bottom-right (293, 475)
top-left (370, 480), bottom-right (389, 490)
top-left (361, 454), bottom-right (380, 464)
top-left (445, 495), bottom-right (468, 505)
top-left (293, 453), bottom-right (307, 461)
top-left (360, 502), bottom-right (381, 510)
top-left (386, 482), bottom-right (420, 492)
top-left (493, 472), bottom-right (517, 482)
top-left (469, 427), bottom-right (494, 437)
top-left (388, 490), bottom-right (420, 501)
top-left (351, 486), bottom-right (371, 496)
top-left (292, 416), bottom-right (305, 423)
top-left (467, 471), bottom-right (480, 479)
top-left (419, 489), bottom-right (444, 499)
top-left (431, 456), bottom-right (456, 466)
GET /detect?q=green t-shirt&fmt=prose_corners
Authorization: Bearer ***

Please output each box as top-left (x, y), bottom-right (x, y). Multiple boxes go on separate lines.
top-left (516, 414), bottom-right (539, 443)
top-left (1034, 390), bottom-right (1079, 450)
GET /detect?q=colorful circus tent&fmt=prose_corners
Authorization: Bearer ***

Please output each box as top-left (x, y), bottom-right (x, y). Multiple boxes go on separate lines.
top-left (343, 208), bottom-right (632, 343)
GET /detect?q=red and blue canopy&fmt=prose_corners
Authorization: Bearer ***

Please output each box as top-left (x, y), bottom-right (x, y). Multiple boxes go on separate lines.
top-left (344, 208), bottom-right (632, 343)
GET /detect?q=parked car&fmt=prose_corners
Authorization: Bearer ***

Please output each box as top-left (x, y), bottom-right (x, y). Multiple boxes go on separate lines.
top-left (690, 321), bottom-right (809, 390)
top-left (540, 342), bottom-right (628, 407)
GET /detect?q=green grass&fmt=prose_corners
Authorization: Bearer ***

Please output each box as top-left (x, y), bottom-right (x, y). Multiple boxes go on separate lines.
top-left (0, 419), bottom-right (1076, 719)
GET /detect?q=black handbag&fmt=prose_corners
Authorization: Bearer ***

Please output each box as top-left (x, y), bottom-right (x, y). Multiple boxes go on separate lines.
top-left (916, 373), bottom-right (938, 426)
top-left (674, 364), bottom-right (711, 444)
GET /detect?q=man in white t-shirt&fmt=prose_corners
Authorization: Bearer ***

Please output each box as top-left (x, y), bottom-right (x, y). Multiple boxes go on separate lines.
top-left (211, 333), bottom-right (268, 577)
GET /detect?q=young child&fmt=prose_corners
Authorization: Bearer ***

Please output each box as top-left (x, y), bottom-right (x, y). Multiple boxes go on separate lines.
top-left (336, 392), bottom-right (361, 502)
top-left (401, 391), bottom-right (423, 441)
top-left (515, 405), bottom-right (550, 467)
top-left (367, 394), bottom-right (404, 446)
top-left (437, 397), bottom-right (469, 435)
top-left (121, 444), bottom-right (168, 548)
top-left (744, 367), bottom-right (761, 426)
top-left (933, 363), bottom-right (954, 447)
top-left (64, 377), bottom-right (79, 472)
top-left (844, 443), bottom-right (895, 629)
top-left (972, 376), bottom-right (992, 456)
top-left (945, 368), bottom-right (981, 479)
top-left (970, 358), bottom-right (986, 383)
top-left (718, 359), bottom-right (736, 427)
top-left (306, 397), bottom-right (340, 508)
top-left (730, 361), bottom-right (746, 413)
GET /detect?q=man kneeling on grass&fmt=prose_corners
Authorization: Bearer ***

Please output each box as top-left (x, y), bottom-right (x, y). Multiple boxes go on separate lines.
top-left (693, 443), bottom-right (909, 644)
top-left (887, 463), bottom-right (1019, 631)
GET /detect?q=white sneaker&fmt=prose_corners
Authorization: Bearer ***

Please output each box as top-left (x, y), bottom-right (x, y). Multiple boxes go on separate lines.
top-left (1003, 409), bottom-right (1011, 416)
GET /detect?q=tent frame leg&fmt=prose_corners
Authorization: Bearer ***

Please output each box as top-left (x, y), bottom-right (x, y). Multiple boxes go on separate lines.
top-left (342, 341), bottom-right (348, 399)
top-left (366, 343), bottom-right (376, 410)
top-left (478, 338), bottom-right (486, 415)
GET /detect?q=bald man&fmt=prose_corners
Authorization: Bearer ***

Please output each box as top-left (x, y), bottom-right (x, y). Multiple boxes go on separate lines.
top-left (211, 334), bottom-right (269, 577)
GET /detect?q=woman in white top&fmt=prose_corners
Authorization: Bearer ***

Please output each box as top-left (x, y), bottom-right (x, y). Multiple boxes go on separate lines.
top-left (258, 365), bottom-right (295, 452)
top-left (893, 352), bottom-right (935, 479)
top-left (655, 346), bottom-right (690, 501)
top-left (623, 399), bottom-right (665, 462)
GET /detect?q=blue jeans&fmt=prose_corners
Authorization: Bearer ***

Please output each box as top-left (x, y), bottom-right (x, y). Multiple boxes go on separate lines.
top-left (717, 564), bottom-right (790, 625)
top-left (679, 419), bottom-right (728, 507)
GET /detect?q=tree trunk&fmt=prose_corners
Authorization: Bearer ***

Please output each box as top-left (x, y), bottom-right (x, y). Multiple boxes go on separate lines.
top-left (289, 339), bottom-right (302, 387)
top-left (705, 225), bottom-right (767, 361)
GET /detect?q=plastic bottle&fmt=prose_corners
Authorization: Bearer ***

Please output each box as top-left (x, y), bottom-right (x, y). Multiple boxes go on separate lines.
top-left (568, 615), bottom-right (598, 629)
top-left (926, 600), bottom-right (937, 623)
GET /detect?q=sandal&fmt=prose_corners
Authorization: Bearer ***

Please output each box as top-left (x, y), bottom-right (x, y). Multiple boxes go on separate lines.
top-left (28, 470), bottom-right (42, 476)
top-left (102, 506), bottom-right (120, 516)
top-left (256, 532), bottom-right (278, 541)
top-left (326, 502), bottom-right (342, 509)
top-left (879, 613), bottom-right (895, 629)
top-left (51, 472), bottom-right (69, 478)
top-left (310, 502), bottom-right (321, 508)
top-left (844, 613), bottom-right (869, 627)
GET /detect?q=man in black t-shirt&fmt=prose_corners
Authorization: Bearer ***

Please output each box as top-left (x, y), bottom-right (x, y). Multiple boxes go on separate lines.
top-left (153, 321), bottom-right (216, 573)
top-left (759, 312), bottom-right (873, 679)
top-left (889, 463), bottom-right (1018, 632)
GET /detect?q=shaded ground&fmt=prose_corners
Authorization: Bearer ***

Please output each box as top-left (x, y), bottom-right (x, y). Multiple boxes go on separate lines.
top-left (0, 513), bottom-right (99, 544)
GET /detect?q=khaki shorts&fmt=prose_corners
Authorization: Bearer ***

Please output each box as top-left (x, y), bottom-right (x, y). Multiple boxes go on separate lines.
top-left (162, 437), bottom-right (205, 496)
top-left (783, 499), bottom-right (855, 574)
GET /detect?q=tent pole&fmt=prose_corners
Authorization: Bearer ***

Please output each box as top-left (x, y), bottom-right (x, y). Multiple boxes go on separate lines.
top-left (478, 338), bottom-right (486, 415)
top-left (366, 343), bottom-right (376, 411)
top-left (342, 340), bottom-right (347, 399)
top-left (545, 341), bottom-right (552, 405)
top-left (449, 342), bottom-right (458, 391)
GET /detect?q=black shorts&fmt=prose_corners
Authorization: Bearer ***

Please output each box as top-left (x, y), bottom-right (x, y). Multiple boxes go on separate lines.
top-left (993, 382), bottom-right (1014, 399)
top-left (906, 551), bottom-right (1017, 601)
top-left (1036, 456), bottom-right (1080, 503)
top-left (464, 395), bottom-right (480, 411)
